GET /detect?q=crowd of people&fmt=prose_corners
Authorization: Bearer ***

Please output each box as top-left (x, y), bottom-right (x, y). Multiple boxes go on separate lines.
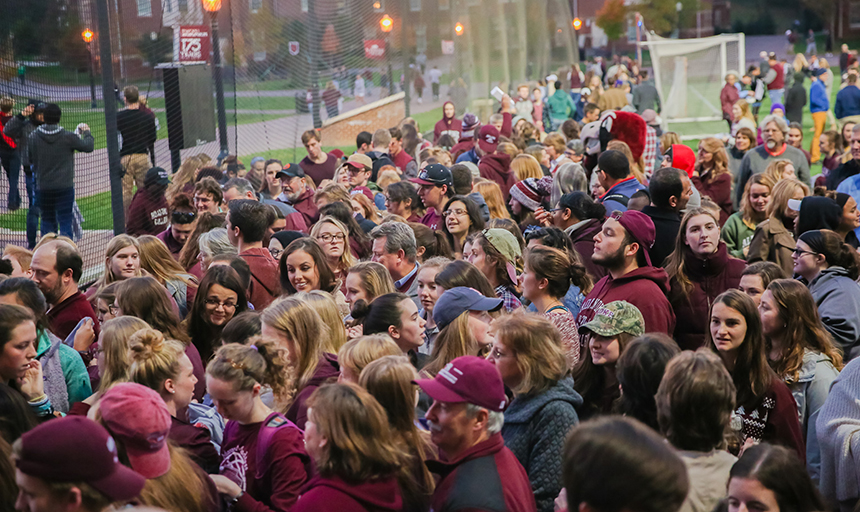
top-left (7, 48), bottom-right (860, 512)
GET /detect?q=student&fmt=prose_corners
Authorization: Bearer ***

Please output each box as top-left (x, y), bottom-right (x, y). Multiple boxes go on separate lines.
top-left (157, 193), bottom-right (198, 260)
top-left (725, 444), bottom-right (825, 512)
top-left (573, 300), bottom-right (645, 420)
top-left (793, 229), bottom-right (860, 361)
top-left (722, 174), bottom-right (775, 259)
top-left (415, 257), bottom-right (449, 354)
top-left (665, 208), bottom-right (746, 350)
top-left (464, 229), bottom-right (523, 312)
top-left (441, 195), bottom-right (485, 258)
top-left (126, 166), bottom-right (170, 236)
top-left (183, 265), bottom-right (248, 363)
top-left (655, 350), bottom-right (738, 512)
top-left (563, 416), bottom-right (689, 512)
top-left (738, 261), bottom-right (786, 307)
top-left (488, 314), bottom-right (581, 512)
top-left (523, 227), bottom-right (592, 316)
top-left (97, 383), bottom-right (219, 512)
top-left (85, 234), bottom-right (142, 300)
top-left (350, 292), bottom-right (427, 370)
top-left (12, 416), bottom-right (145, 512)
top-left (293, 383), bottom-right (403, 512)
top-left (359, 356), bottom-right (436, 512)
top-left (337, 334), bottom-right (401, 384)
top-left (760, 279), bottom-right (841, 481)
top-left (261, 296), bottom-right (339, 429)
top-left (343, 261), bottom-right (395, 312)
top-left (707, 290), bottom-right (805, 459)
top-left (299, 129), bottom-right (338, 185)
top-left (227, 199), bottom-right (281, 310)
top-left (279, 238), bottom-right (348, 316)
top-left (747, 178), bottom-right (810, 276)
top-left (311, 216), bottom-right (356, 289)
top-left (385, 181), bottom-right (424, 222)
top-left (540, 191), bottom-right (607, 279)
top-left (206, 341), bottom-right (310, 511)
top-left (137, 234), bottom-right (197, 318)
top-left (615, 334), bottom-right (680, 431)
top-left (411, 163), bottom-right (454, 231)
top-left (127, 327), bottom-right (220, 474)
top-left (0, 305), bottom-right (39, 411)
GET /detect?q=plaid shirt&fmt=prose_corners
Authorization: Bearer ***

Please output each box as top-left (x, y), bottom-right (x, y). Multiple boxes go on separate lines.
top-left (644, 125), bottom-right (659, 180)
top-left (495, 285), bottom-right (523, 313)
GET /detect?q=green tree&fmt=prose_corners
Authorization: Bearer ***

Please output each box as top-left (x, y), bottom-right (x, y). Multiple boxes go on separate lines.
top-left (596, 0), bottom-right (626, 42)
top-left (633, 0), bottom-right (678, 36)
top-left (136, 32), bottom-right (173, 66)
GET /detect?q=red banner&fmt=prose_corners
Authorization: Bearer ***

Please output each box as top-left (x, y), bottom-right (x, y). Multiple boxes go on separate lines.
top-left (364, 39), bottom-right (386, 60)
top-left (178, 25), bottom-right (211, 63)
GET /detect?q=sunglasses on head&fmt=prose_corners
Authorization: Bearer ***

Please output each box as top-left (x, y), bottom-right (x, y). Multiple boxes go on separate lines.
top-left (172, 211), bottom-right (197, 224)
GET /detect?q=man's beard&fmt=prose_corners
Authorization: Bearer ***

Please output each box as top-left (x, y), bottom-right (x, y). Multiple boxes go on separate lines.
top-left (43, 280), bottom-right (64, 305)
top-left (286, 188), bottom-right (302, 202)
top-left (592, 244), bottom-right (627, 270)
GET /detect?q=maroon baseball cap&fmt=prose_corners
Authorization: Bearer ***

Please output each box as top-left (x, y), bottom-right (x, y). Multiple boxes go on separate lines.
top-left (478, 125), bottom-right (500, 153)
top-left (99, 383), bottom-right (172, 479)
top-left (609, 209), bottom-right (656, 266)
top-left (414, 355), bottom-right (508, 411)
top-left (16, 416), bottom-right (146, 502)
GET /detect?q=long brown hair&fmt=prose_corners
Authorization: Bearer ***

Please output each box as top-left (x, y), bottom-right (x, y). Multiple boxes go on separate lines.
top-left (740, 173), bottom-right (776, 224)
top-left (99, 316), bottom-right (150, 393)
top-left (186, 265), bottom-right (249, 363)
top-left (94, 235), bottom-right (141, 288)
top-left (524, 245), bottom-right (592, 299)
top-left (665, 208), bottom-right (721, 297)
top-left (261, 297), bottom-right (328, 395)
top-left (706, 289), bottom-right (776, 407)
top-left (695, 137), bottom-right (730, 181)
top-left (766, 179), bottom-right (809, 225)
top-left (116, 276), bottom-right (188, 344)
top-left (306, 383), bottom-right (405, 482)
top-left (491, 313), bottom-right (568, 395)
top-left (474, 181), bottom-right (512, 220)
top-left (137, 235), bottom-right (195, 286)
top-left (764, 279), bottom-right (843, 382)
top-left (359, 356), bottom-right (435, 506)
top-left (421, 313), bottom-right (479, 377)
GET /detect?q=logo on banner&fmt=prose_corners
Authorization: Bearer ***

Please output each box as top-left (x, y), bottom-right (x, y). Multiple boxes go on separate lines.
top-left (289, 41), bottom-right (300, 56)
top-left (178, 25), bottom-right (211, 63)
top-left (364, 40), bottom-right (385, 60)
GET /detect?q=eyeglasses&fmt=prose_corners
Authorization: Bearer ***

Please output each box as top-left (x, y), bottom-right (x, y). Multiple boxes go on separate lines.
top-left (443, 208), bottom-right (468, 218)
top-left (347, 167), bottom-right (368, 175)
top-left (316, 233), bottom-right (346, 243)
top-left (204, 298), bottom-right (237, 310)
top-left (269, 247), bottom-right (283, 259)
top-left (792, 248), bottom-right (819, 257)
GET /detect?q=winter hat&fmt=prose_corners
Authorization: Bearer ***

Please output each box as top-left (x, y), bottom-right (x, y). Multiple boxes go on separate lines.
top-left (791, 196), bottom-right (842, 236)
top-left (665, 144), bottom-right (696, 178)
top-left (598, 111), bottom-right (646, 161)
top-left (770, 103), bottom-right (785, 114)
top-left (510, 177), bottom-right (551, 211)
top-left (461, 113), bottom-right (480, 138)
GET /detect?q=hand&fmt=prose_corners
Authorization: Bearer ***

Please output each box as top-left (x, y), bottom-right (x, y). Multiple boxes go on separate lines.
top-left (19, 360), bottom-right (44, 400)
top-left (346, 324), bottom-right (363, 340)
top-left (501, 94), bottom-right (514, 113)
top-left (738, 437), bottom-right (757, 458)
top-left (534, 207), bottom-right (553, 227)
top-left (78, 123), bottom-right (90, 132)
top-left (22, 104), bottom-right (35, 117)
top-left (554, 488), bottom-right (568, 512)
top-left (209, 475), bottom-right (243, 499)
top-left (73, 318), bottom-right (96, 352)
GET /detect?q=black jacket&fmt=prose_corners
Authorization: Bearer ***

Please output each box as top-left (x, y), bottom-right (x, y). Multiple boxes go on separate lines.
top-left (641, 205), bottom-right (681, 267)
top-left (827, 159), bottom-right (860, 190)
top-left (116, 108), bottom-right (157, 157)
top-left (785, 83), bottom-right (807, 125)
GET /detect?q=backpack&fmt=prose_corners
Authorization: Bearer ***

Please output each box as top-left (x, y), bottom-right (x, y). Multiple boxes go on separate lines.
top-left (224, 411), bottom-right (302, 480)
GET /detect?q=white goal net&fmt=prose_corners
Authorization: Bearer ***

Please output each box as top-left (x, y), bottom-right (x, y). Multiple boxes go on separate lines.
top-left (641, 32), bottom-right (745, 131)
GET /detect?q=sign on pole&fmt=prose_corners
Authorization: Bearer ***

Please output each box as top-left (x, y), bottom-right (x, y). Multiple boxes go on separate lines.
top-left (364, 39), bottom-right (386, 59)
top-left (178, 25), bottom-right (211, 63)
top-left (441, 40), bottom-right (454, 55)
top-left (289, 41), bottom-right (300, 56)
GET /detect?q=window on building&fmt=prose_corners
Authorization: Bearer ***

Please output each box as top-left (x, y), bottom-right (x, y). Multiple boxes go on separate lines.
top-left (852, 1), bottom-right (860, 28)
top-left (301, 0), bottom-right (308, 12)
top-left (177, 0), bottom-right (187, 12)
top-left (438, 0), bottom-right (449, 9)
top-left (137, 0), bottom-right (152, 17)
top-left (250, 0), bottom-right (262, 11)
top-left (410, 0), bottom-right (421, 11)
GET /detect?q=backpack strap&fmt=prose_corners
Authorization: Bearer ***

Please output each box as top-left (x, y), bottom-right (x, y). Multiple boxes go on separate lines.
top-left (546, 305), bottom-right (570, 314)
top-left (601, 192), bottom-right (630, 208)
top-left (255, 412), bottom-right (301, 480)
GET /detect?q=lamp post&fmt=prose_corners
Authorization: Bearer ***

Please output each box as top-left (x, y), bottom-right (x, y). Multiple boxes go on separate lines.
top-left (400, 0), bottom-right (410, 117)
top-left (380, 15), bottom-right (394, 97)
top-left (675, 2), bottom-right (682, 39)
top-left (571, 18), bottom-right (582, 66)
top-left (82, 29), bottom-right (97, 108)
top-left (202, 0), bottom-right (229, 161)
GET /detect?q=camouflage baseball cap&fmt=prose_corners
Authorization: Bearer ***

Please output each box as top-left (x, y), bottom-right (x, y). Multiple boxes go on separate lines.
top-left (579, 300), bottom-right (645, 337)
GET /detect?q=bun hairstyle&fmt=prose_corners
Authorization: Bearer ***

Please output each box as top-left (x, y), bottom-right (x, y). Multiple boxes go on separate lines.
top-left (524, 245), bottom-right (590, 299)
top-left (798, 229), bottom-right (860, 280)
top-left (349, 292), bottom-right (410, 335)
top-left (127, 328), bottom-right (186, 394)
top-left (207, 339), bottom-right (290, 401)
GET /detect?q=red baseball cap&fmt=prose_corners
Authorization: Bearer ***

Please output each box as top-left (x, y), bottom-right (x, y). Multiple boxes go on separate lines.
top-left (16, 416), bottom-right (146, 502)
top-left (415, 355), bottom-right (508, 411)
top-left (609, 209), bottom-right (656, 266)
top-left (99, 383), bottom-right (172, 479)
top-left (478, 125), bottom-right (500, 154)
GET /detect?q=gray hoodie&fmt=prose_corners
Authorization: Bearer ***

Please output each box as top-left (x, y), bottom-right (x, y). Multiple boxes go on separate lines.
top-left (807, 266), bottom-right (860, 361)
top-left (28, 124), bottom-right (94, 190)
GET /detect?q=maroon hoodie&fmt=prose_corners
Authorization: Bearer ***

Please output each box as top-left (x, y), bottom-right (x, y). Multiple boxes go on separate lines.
top-left (669, 242), bottom-right (745, 351)
top-left (285, 187), bottom-right (319, 227)
top-left (292, 474), bottom-right (402, 512)
top-left (286, 354), bottom-right (339, 430)
top-left (434, 102), bottom-right (463, 143)
top-left (575, 266), bottom-right (676, 336)
top-left (567, 218), bottom-right (607, 281)
top-left (479, 153), bottom-right (517, 202)
top-left (450, 138), bottom-right (474, 161)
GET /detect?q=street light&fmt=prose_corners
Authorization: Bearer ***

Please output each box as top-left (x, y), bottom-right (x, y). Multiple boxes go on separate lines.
top-left (572, 18), bottom-right (582, 31)
top-left (380, 15), bottom-right (394, 98)
top-left (455, 22), bottom-right (464, 36)
top-left (82, 29), bottom-right (97, 108)
top-left (202, 0), bottom-right (229, 161)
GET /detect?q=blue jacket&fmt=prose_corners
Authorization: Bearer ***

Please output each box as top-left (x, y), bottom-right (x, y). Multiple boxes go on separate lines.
top-left (599, 176), bottom-right (646, 213)
top-left (501, 377), bottom-right (582, 512)
top-left (455, 147), bottom-right (478, 165)
top-left (836, 85), bottom-right (860, 119)
top-left (810, 80), bottom-right (829, 113)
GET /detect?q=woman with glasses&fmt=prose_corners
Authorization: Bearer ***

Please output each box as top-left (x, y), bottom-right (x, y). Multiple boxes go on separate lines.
top-left (488, 313), bottom-right (581, 512)
top-left (310, 216), bottom-right (354, 293)
top-left (793, 229), bottom-right (860, 361)
top-left (94, 282), bottom-right (121, 325)
top-left (441, 195), bottom-right (485, 259)
top-left (384, 181), bottom-right (423, 222)
top-left (267, 230), bottom-right (304, 262)
top-left (183, 265), bottom-right (248, 363)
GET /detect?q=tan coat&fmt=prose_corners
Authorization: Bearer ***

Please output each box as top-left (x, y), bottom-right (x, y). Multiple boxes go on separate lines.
top-left (747, 217), bottom-right (796, 276)
top-left (598, 87), bottom-right (629, 111)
